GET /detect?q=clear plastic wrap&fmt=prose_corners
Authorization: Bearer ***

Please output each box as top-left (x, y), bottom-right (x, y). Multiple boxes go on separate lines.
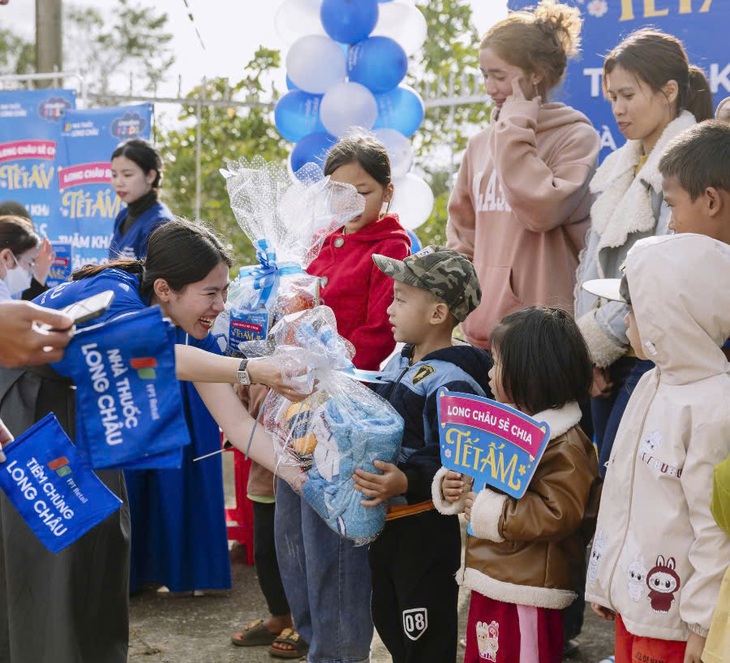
top-left (259, 307), bottom-right (404, 545)
top-left (216, 157), bottom-right (364, 353)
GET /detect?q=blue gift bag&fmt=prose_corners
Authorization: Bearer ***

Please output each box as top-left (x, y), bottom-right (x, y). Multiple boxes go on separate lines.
top-left (0, 414), bottom-right (122, 553)
top-left (57, 306), bottom-right (191, 468)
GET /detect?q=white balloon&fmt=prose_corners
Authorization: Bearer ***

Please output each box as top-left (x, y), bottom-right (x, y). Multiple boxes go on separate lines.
top-left (390, 173), bottom-right (434, 230)
top-left (374, 128), bottom-right (413, 179)
top-left (286, 35), bottom-right (347, 94)
top-left (275, 0), bottom-right (325, 45)
top-left (320, 82), bottom-right (378, 137)
top-left (371, 2), bottom-right (427, 55)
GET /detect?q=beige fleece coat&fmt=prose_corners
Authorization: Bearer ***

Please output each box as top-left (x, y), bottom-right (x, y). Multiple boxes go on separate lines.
top-left (586, 233), bottom-right (730, 641)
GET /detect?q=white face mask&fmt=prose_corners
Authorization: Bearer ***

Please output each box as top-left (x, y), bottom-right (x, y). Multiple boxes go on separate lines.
top-left (4, 254), bottom-right (33, 296)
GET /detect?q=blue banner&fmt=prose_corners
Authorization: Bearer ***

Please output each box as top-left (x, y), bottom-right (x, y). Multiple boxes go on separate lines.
top-left (508, 0), bottom-right (730, 160)
top-left (0, 413), bottom-right (122, 553)
top-left (56, 104), bottom-right (153, 268)
top-left (0, 89), bottom-right (76, 240)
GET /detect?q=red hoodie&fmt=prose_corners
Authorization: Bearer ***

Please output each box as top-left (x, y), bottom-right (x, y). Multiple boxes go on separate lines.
top-left (307, 213), bottom-right (410, 370)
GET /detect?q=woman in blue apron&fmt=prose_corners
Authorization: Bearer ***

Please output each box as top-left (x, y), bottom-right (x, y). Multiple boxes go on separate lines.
top-left (109, 139), bottom-right (174, 260)
top-left (0, 219), bottom-right (307, 663)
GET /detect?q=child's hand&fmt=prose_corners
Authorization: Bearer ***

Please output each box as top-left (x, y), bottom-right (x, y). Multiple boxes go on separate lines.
top-left (443, 470), bottom-right (470, 502)
top-left (353, 460), bottom-right (408, 507)
top-left (464, 491), bottom-right (477, 523)
top-left (683, 632), bottom-right (705, 663)
top-left (590, 603), bottom-right (616, 621)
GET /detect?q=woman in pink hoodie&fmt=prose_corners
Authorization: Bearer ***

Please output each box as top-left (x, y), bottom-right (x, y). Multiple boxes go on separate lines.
top-left (447, 0), bottom-right (599, 350)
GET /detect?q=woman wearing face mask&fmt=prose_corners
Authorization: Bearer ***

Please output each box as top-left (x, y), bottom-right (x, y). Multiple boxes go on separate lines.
top-left (0, 202), bottom-right (55, 301)
top-left (109, 139), bottom-right (173, 260)
top-left (574, 28), bottom-right (714, 478)
top-left (0, 215), bottom-right (40, 301)
top-left (0, 219), bottom-right (310, 663)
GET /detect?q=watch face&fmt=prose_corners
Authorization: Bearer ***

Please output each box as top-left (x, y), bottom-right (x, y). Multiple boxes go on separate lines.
top-left (237, 360), bottom-right (251, 385)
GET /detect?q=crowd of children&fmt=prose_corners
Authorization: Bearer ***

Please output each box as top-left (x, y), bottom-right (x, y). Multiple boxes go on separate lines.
top-left (1, 1), bottom-right (730, 662)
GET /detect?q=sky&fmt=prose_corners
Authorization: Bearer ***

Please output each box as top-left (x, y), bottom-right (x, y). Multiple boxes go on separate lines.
top-left (1, 0), bottom-right (508, 95)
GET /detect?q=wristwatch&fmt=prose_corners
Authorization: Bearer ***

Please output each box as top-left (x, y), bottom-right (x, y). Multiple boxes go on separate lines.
top-left (237, 359), bottom-right (251, 386)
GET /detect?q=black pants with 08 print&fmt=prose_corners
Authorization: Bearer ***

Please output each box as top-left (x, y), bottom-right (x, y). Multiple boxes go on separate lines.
top-left (369, 509), bottom-right (461, 663)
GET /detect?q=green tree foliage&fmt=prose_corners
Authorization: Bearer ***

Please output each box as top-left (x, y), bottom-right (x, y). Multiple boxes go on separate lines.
top-left (159, 48), bottom-right (288, 264)
top-left (0, 28), bottom-right (34, 76)
top-left (410, 0), bottom-right (492, 247)
top-left (0, 0), bottom-right (174, 95)
top-left (65, 0), bottom-right (174, 96)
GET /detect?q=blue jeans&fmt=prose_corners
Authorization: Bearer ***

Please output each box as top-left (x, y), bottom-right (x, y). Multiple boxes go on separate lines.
top-left (275, 481), bottom-right (373, 663)
top-left (591, 357), bottom-right (654, 477)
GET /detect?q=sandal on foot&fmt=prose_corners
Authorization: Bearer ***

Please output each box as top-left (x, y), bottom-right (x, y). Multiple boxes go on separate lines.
top-left (231, 619), bottom-right (279, 647)
top-left (269, 628), bottom-right (308, 659)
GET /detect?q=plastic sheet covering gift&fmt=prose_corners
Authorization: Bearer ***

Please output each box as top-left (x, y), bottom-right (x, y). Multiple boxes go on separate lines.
top-left (259, 306), bottom-right (403, 545)
top-left (0, 414), bottom-right (122, 553)
top-left (215, 157), bottom-right (364, 353)
top-left (52, 307), bottom-right (190, 469)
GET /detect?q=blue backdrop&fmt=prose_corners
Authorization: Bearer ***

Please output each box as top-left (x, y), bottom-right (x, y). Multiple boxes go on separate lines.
top-left (508, 0), bottom-right (730, 160)
top-left (57, 104), bottom-right (153, 268)
top-left (0, 89), bottom-right (76, 239)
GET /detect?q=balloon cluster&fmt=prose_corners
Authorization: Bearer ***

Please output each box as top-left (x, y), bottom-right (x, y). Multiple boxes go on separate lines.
top-left (274, 0), bottom-right (434, 231)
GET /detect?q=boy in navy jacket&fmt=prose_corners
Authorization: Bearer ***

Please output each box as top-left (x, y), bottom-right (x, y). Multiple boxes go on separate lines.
top-left (353, 246), bottom-right (493, 663)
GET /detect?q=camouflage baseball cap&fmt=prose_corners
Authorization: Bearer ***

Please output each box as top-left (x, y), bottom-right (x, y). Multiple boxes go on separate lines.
top-left (372, 245), bottom-right (481, 322)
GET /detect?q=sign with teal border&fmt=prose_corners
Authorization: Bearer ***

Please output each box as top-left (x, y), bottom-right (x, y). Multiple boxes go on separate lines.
top-left (437, 388), bottom-right (551, 500)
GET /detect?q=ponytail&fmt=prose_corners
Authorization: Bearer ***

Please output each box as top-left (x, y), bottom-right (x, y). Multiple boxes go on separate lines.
top-left (72, 258), bottom-right (143, 281)
top-left (686, 66), bottom-right (714, 122)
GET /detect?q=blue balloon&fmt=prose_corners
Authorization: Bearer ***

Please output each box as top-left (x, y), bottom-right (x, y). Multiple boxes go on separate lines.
top-left (347, 37), bottom-right (407, 94)
top-left (321, 0), bottom-right (379, 45)
top-left (275, 91), bottom-right (325, 143)
top-left (373, 86), bottom-right (425, 138)
top-left (290, 132), bottom-right (338, 174)
top-left (286, 76), bottom-right (299, 91)
top-left (407, 230), bottom-right (422, 253)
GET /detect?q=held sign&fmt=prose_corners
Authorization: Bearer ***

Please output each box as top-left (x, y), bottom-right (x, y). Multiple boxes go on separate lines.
top-left (437, 388), bottom-right (550, 499)
top-left (0, 413), bottom-right (122, 553)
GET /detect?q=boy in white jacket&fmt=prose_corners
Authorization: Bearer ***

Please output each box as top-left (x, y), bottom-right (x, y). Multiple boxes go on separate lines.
top-left (583, 233), bottom-right (730, 663)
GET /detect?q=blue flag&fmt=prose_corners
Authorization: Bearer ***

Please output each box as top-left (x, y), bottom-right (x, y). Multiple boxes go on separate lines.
top-left (55, 306), bottom-right (191, 469)
top-left (0, 414), bottom-right (122, 553)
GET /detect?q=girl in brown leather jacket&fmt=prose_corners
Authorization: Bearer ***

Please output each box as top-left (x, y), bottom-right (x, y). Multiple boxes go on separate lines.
top-left (433, 307), bottom-right (601, 663)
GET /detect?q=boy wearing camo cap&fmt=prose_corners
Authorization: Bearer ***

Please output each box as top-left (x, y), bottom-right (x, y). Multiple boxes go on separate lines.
top-left (353, 245), bottom-right (494, 663)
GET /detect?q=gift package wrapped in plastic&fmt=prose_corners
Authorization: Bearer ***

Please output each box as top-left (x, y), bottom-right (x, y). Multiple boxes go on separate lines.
top-left (259, 306), bottom-right (404, 545)
top-left (216, 158), bottom-right (364, 354)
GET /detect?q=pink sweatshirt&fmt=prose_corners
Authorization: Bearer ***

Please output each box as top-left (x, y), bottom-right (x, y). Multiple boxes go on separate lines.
top-left (447, 98), bottom-right (599, 348)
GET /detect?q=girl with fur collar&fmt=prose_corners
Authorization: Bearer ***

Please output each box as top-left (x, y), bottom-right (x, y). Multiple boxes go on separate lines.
top-left (574, 29), bottom-right (714, 477)
top-left (433, 307), bottom-right (601, 663)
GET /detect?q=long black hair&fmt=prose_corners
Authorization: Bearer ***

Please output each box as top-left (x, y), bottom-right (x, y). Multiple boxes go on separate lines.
top-left (111, 138), bottom-right (163, 189)
top-left (73, 219), bottom-right (232, 297)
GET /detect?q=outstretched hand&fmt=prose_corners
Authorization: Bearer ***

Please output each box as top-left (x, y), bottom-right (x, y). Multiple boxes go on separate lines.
top-left (0, 301), bottom-right (73, 367)
top-left (248, 350), bottom-right (316, 402)
top-left (353, 460), bottom-right (408, 507)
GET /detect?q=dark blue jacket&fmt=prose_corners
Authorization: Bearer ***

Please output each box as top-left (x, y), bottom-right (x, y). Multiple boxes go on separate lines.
top-left (109, 201), bottom-right (174, 260)
top-left (375, 344), bottom-right (493, 504)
